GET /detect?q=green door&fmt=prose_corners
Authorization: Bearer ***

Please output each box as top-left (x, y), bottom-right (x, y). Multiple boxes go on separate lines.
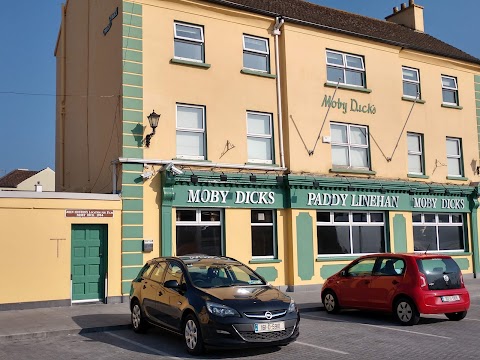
top-left (71, 224), bottom-right (107, 302)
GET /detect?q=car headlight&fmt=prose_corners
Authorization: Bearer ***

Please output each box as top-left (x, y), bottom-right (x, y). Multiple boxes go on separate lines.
top-left (206, 301), bottom-right (240, 317)
top-left (288, 299), bottom-right (297, 313)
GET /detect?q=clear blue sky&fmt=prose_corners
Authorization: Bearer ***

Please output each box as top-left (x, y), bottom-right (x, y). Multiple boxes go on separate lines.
top-left (0, 0), bottom-right (478, 176)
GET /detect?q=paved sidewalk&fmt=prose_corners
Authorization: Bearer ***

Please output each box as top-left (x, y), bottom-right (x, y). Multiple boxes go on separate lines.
top-left (0, 278), bottom-right (478, 342)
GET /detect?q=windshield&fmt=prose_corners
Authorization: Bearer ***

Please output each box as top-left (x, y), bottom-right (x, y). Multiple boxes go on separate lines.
top-left (416, 258), bottom-right (462, 290)
top-left (186, 262), bottom-right (266, 288)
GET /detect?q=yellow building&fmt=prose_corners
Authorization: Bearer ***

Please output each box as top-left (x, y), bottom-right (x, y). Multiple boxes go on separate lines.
top-left (54, 0), bottom-right (480, 300)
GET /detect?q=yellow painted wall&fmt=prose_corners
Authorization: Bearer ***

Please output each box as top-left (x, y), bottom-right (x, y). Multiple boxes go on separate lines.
top-left (0, 195), bottom-right (122, 304)
top-left (142, 172), bottom-right (162, 261)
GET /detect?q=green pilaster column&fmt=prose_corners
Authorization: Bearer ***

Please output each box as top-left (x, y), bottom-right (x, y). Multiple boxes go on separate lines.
top-left (470, 197), bottom-right (480, 278)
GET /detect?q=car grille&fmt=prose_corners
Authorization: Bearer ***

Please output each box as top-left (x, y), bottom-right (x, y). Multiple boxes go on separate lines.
top-left (243, 310), bottom-right (287, 319)
top-left (234, 326), bottom-right (295, 342)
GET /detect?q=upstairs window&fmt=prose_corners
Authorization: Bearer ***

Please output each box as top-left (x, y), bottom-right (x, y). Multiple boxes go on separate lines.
top-left (407, 133), bottom-right (424, 175)
top-left (326, 50), bottom-right (365, 88)
top-left (243, 35), bottom-right (270, 73)
top-left (174, 22), bottom-right (204, 62)
top-left (441, 75), bottom-right (459, 105)
top-left (402, 67), bottom-right (421, 99)
top-left (331, 123), bottom-right (369, 169)
top-left (446, 137), bottom-right (463, 177)
top-left (176, 104), bottom-right (206, 160)
top-left (247, 112), bottom-right (273, 164)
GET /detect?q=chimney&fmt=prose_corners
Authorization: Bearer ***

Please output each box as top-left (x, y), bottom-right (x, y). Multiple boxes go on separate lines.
top-left (35, 181), bottom-right (43, 192)
top-left (385, 0), bottom-right (424, 32)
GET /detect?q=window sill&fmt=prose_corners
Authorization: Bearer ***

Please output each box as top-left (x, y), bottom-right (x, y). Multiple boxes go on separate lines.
top-left (173, 158), bottom-right (211, 163)
top-left (402, 96), bottom-right (426, 104)
top-left (414, 251), bottom-right (471, 256)
top-left (441, 103), bottom-right (463, 110)
top-left (408, 173), bottom-right (429, 179)
top-left (170, 58), bottom-right (211, 69)
top-left (446, 176), bottom-right (469, 181)
top-left (245, 162), bottom-right (278, 167)
top-left (316, 256), bottom-right (359, 262)
top-left (241, 69), bottom-right (276, 79)
top-left (324, 82), bottom-right (372, 93)
top-left (249, 259), bottom-right (282, 264)
top-left (330, 167), bottom-right (376, 176)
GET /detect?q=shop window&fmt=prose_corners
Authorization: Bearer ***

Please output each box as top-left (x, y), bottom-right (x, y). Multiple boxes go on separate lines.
top-left (176, 209), bottom-right (222, 256)
top-left (441, 75), bottom-right (459, 106)
top-left (413, 213), bottom-right (465, 251)
top-left (407, 133), bottom-right (424, 175)
top-left (326, 50), bottom-right (366, 88)
top-left (251, 210), bottom-right (276, 258)
top-left (247, 112), bottom-right (273, 163)
top-left (446, 137), bottom-right (463, 177)
top-left (402, 66), bottom-right (421, 99)
top-left (243, 35), bottom-right (270, 73)
top-left (174, 22), bottom-right (205, 63)
top-left (331, 123), bottom-right (370, 169)
top-left (176, 104), bottom-right (206, 160)
top-left (317, 211), bottom-right (386, 256)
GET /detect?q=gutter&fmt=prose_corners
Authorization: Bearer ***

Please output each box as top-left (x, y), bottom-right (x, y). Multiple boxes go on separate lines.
top-left (273, 17), bottom-right (285, 169)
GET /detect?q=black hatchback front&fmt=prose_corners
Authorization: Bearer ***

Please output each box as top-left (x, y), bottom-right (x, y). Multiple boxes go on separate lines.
top-left (129, 255), bottom-right (300, 355)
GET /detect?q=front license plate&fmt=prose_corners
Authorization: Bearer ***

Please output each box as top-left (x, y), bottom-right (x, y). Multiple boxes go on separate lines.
top-left (441, 295), bottom-right (460, 302)
top-left (254, 321), bottom-right (285, 333)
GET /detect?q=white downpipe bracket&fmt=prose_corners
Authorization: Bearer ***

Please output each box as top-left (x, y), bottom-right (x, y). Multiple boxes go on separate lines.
top-left (273, 17), bottom-right (286, 168)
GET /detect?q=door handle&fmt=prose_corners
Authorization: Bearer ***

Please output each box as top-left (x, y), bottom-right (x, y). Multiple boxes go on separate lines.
top-left (142, 283), bottom-right (147, 289)
top-left (158, 291), bottom-right (163, 296)
top-left (392, 280), bottom-right (399, 285)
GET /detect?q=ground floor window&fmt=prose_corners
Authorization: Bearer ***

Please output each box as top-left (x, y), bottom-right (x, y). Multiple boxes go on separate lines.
top-left (317, 211), bottom-right (386, 256)
top-left (251, 210), bottom-right (276, 258)
top-left (413, 213), bottom-right (465, 251)
top-left (176, 208), bottom-right (223, 256)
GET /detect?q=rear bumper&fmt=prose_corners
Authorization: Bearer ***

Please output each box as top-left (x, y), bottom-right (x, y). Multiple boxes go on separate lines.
top-left (413, 288), bottom-right (470, 314)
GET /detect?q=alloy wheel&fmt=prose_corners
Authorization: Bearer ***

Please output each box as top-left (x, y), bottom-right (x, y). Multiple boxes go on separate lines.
top-left (185, 319), bottom-right (198, 350)
top-left (324, 293), bottom-right (336, 312)
top-left (132, 304), bottom-right (141, 329)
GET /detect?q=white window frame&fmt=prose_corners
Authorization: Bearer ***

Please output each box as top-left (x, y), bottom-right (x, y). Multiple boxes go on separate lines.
top-left (251, 209), bottom-right (276, 259)
top-left (446, 137), bottom-right (463, 177)
top-left (413, 213), bottom-right (465, 252)
top-left (316, 211), bottom-right (386, 257)
top-left (441, 75), bottom-right (459, 106)
top-left (330, 122), bottom-right (370, 169)
top-left (243, 35), bottom-right (270, 73)
top-left (247, 111), bottom-right (273, 164)
top-left (173, 22), bottom-right (205, 63)
top-left (326, 50), bottom-right (366, 88)
top-left (176, 104), bottom-right (206, 160)
top-left (407, 132), bottom-right (424, 175)
top-left (402, 66), bottom-right (421, 99)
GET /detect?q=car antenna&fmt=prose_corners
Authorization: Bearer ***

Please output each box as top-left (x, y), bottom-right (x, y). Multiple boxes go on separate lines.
top-left (424, 244), bottom-right (430, 255)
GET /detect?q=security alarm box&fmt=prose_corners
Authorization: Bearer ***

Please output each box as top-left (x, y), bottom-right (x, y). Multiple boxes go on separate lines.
top-left (143, 240), bottom-right (153, 252)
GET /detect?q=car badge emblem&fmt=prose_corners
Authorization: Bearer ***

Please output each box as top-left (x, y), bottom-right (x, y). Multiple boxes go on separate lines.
top-left (443, 274), bottom-right (450, 282)
top-left (265, 311), bottom-right (273, 319)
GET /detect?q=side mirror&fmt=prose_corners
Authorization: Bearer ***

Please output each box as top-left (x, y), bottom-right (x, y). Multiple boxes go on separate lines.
top-left (340, 270), bottom-right (347, 277)
top-left (164, 279), bottom-right (180, 289)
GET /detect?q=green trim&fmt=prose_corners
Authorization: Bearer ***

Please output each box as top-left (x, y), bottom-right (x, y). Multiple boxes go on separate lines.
top-left (254, 267), bottom-right (278, 282)
top-left (122, 212), bottom-right (143, 225)
top-left (123, 147), bottom-right (143, 158)
top-left (330, 168), bottom-right (376, 175)
top-left (408, 173), bottom-right (429, 179)
top-left (475, 75), bottom-right (480, 83)
top-left (320, 264), bottom-right (346, 279)
top-left (441, 104), bottom-right (463, 110)
top-left (123, 25), bottom-right (142, 39)
top-left (393, 214), bottom-right (407, 253)
top-left (123, 61), bottom-right (143, 75)
top-left (316, 256), bottom-right (360, 262)
top-left (123, 109), bottom-right (143, 123)
top-left (240, 69), bottom-right (276, 79)
top-left (121, 185), bottom-right (143, 198)
top-left (249, 259), bottom-right (282, 264)
top-left (123, 50), bottom-right (143, 63)
top-left (122, 253), bottom-right (143, 266)
top-left (296, 213), bottom-right (314, 280)
top-left (161, 173), bottom-right (174, 256)
top-left (324, 82), bottom-right (372, 93)
top-left (123, 85), bottom-right (143, 98)
top-left (122, 134), bottom-right (143, 147)
top-left (123, 122), bottom-right (144, 135)
top-left (123, 37), bottom-right (142, 51)
top-left (122, 240), bottom-right (144, 252)
top-left (170, 58), bottom-right (211, 69)
top-left (427, 252), bottom-right (472, 257)
top-left (402, 96), bottom-right (426, 104)
top-left (122, 281), bottom-right (132, 295)
top-left (476, 100), bottom-right (480, 108)
top-left (122, 226), bottom-right (143, 239)
top-left (123, 14), bottom-right (142, 27)
top-left (122, 266), bottom-right (143, 280)
top-left (454, 258), bottom-right (470, 271)
top-left (123, 172), bottom-right (143, 185)
top-left (123, 97), bottom-right (143, 111)
top-left (123, 1), bottom-right (142, 15)
top-left (470, 198), bottom-right (479, 275)
top-left (122, 163), bottom-right (143, 172)
top-left (123, 72), bottom-right (143, 86)
top-left (446, 176), bottom-right (469, 181)
top-left (123, 199), bottom-right (143, 211)
top-left (475, 83), bottom-right (480, 92)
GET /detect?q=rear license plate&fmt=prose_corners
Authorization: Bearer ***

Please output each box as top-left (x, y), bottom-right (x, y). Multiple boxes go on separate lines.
top-left (254, 321), bottom-right (285, 333)
top-left (441, 295), bottom-right (460, 302)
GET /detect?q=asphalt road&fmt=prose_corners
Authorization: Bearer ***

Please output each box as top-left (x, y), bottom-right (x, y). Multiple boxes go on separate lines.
top-left (2, 299), bottom-right (479, 360)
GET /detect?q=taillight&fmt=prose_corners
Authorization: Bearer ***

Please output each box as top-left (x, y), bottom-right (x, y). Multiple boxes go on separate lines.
top-left (460, 273), bottom-right (465, 288)
top-left (419, 273), bottom-right (428, 290)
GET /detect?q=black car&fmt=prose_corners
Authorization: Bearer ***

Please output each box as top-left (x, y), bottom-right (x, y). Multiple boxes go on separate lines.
top-left (129, 255), bottom-right (300, 354)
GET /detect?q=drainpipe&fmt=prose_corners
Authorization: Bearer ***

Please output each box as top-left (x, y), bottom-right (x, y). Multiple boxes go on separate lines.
top-left (273, 17), bottom-right (285, 169)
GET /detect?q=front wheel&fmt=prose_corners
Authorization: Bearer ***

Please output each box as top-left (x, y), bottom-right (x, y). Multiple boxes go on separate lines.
top-left (183, 314), bottom-right (205, 355)
top-left (445, 311), bottom-right (467, 321)
top-left (394, 297), bottom-right (420, 326)
top-left (131, 301), bottom-right (148, 333)
top-left (322, 290), bottom-right (341, 314)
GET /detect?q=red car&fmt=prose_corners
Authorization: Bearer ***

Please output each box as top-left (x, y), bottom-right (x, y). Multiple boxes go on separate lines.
top-left (321, 253), bottom-right (470, 325)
